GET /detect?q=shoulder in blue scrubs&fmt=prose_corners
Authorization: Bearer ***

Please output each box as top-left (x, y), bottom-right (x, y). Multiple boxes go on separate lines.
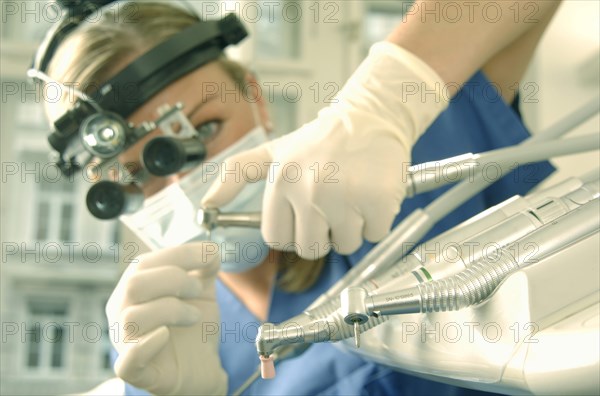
top-left (121, 71), bottom-right (554, 395)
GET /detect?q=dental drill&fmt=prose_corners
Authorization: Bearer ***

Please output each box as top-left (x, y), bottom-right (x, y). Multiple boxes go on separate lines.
top-left (199, 133), bottom-right (599, 232)
top-left (220, 136), bottom-right (599, 385)
top-left (254, 181), bottom-right (600, 359)
top-left (249, 161), bottom-right (599, 386)
top-left (203, 135), bottom-right (598, 320)
top-left (338, 199), bottom-right (598, 325)
top-left (226, 99), bottom-right (599, 394)
top-left (197, 208), bottom-right (261, 230)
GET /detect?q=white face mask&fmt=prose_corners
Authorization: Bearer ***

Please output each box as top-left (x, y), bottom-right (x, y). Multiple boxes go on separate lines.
top-left (120, 125), bottom-right (270, 273)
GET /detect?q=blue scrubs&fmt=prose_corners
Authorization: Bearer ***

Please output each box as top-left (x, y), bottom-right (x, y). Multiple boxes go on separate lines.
top-left (122, 71), bottom-right (554, 395)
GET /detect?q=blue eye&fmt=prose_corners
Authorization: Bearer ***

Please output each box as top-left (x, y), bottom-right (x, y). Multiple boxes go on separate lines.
top-left (196, 121), bottom-right (221, 142)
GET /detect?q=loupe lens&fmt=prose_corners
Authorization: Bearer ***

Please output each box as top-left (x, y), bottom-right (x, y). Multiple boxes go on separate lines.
top-left (142, 136), bottom-right (206, 176)
top-left (86, 181), bottom-right (144, 219)
top-left (80, 113), bottom-right (128, 158)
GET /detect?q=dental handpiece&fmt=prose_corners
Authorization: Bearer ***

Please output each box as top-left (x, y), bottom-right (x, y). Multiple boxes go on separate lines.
top-left (254, 181), bottom-right (599, 372)
top-left (340, 197), bottom-right (599, 324)
top-left (192, 154), bottom-right (469, 230)
top-left (197, 207), bottom-right (261, 231)
top-left (374, 179), bottom-right (600, 295)
top-left (197, 141), bottom-right (598, 232)
top-left (305, 177), bottom-right (594, 324)
top-left (256, 197), bottom-right (598, 372)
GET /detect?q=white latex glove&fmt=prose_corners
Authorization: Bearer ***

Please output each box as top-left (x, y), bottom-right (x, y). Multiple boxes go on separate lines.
top-left (106, 242), bottom-right (227, 395)
top-left (202, 42), bottom-right (448, 259)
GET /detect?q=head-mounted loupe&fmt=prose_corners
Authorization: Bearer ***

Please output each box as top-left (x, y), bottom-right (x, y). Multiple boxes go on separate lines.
top-left (86, 181), bottom-right (145, 220)
top-left (79, 112), bottom-right (128, 158)
top-left (30, 1), bottom-right (248, 219)
top-left (80, 102), bottom-right (211, 219)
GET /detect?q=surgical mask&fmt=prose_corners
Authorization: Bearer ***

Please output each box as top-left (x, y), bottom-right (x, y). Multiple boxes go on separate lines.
top-left (120, 125), bottom-right (270, 273)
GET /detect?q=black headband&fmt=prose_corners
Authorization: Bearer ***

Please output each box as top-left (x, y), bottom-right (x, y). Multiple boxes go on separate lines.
top-left (95, 13), bottom-right (246, 118)
top-left (32, 0), bottom-right (116, 73)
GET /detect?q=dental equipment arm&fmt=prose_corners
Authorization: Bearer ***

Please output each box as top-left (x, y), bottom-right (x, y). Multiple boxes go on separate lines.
top-left (407, 134), bottom-right (599, 195)
top-left (340, 199), bottom-right (599, 323)
top-left (376, 179), bottom-right (600, 294)
top-left (341, 203), bottom-right (600, 395)
top-left (255, 180), bottom-right (600, 357)
top-left (251, 133), bottom-right (598, 386)
top-left (256, 196), bottom-right (600, 395)
top-left (236, 100), bottom-right (599, 395)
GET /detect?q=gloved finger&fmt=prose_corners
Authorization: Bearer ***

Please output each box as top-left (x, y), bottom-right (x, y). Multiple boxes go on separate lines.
top-left (361, 199), bottom-right (399, 243)
top-left (330, 209), bottom-right (364, 255)
top-left (261, 184), bottom-right (294, 250)
top-left (114, 325), bottom-right (169, 388)
top-left (294, 205), bottom-right (330, 260)
top-left (120, 297), bottom-right (202, 339)
top-left (137, 242), bottom-right (220, 277)
top-left (125, 266), bottom-right (203, 305)
top-left (201, 144), bottom-right (272, 208)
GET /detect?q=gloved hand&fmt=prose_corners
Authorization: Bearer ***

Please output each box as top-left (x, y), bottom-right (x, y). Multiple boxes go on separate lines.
top-left (106, 242), bottom-right (227, 395)
top-left (201, 42), bottom-right (449, 259)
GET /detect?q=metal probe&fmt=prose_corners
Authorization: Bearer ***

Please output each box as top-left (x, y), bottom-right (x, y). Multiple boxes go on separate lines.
top-left (197, 208), bottom-right (262, 231)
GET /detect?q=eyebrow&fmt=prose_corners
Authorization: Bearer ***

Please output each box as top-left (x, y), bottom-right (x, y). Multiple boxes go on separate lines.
top-left (185, 94), bottom-right (220, 119)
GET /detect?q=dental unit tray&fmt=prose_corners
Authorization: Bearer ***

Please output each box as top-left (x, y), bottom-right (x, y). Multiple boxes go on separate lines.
top-left (243, 98), bottom-right (600, 396)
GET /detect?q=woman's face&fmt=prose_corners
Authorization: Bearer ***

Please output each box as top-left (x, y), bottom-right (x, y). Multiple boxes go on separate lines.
top-left (115, 61), bottom-right (268, 197)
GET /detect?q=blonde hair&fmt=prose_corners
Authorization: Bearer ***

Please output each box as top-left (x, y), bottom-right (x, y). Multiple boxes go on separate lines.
top-left (46, 1), bottom-right (325, 292)
top-left (279, 254), bottom-right (326, 293)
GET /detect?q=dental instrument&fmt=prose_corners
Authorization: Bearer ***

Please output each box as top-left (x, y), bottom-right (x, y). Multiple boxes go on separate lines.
top-left (199, 133), bottom-right (598, 233)
top-left (234, 100), bottom-right (599, 395)
top-left (339, 199), bottom-right (599, 322)
top-left (310, 97), bottom-right (599, 312)
top-left (255, 179), bottom-right (600, 357)
top-left (197, 208), bottom-right (262, 231)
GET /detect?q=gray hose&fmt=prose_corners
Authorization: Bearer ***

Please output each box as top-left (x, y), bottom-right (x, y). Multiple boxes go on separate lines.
top-left (418, 249), bottom-right (517, 312)
top-left (366, 197), bottom-right (599, 317)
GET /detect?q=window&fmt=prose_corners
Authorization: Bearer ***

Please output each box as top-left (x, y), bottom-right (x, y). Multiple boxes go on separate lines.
top-left (254, 1), bottom-right (301, 60)
top-left (269, 94), bottom-right (297, 138)
top-left (100, 299), bottom-right (113, 371)
top-left (59, 203), bottom-right (73, 241)
top-left (25, 299), bottom-right (68, 372)
top-left (363, 1), bottom-right (413, 55)
top-left (21, 151), bottom-right (77, 243)
top-left (101, 327), bottom-right (113, 370)
top-left (26, 325), bottom-right (41, 367)
top-left (35, 201), bottom-right (51, 241)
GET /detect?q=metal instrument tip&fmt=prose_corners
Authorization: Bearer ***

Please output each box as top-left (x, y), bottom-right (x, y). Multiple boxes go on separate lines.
top-left (354, 321), bottom-right (360, 348)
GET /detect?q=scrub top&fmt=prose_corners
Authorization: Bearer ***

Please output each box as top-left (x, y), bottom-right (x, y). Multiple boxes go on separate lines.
top-left (122, 70), bottom-right (555, 395)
